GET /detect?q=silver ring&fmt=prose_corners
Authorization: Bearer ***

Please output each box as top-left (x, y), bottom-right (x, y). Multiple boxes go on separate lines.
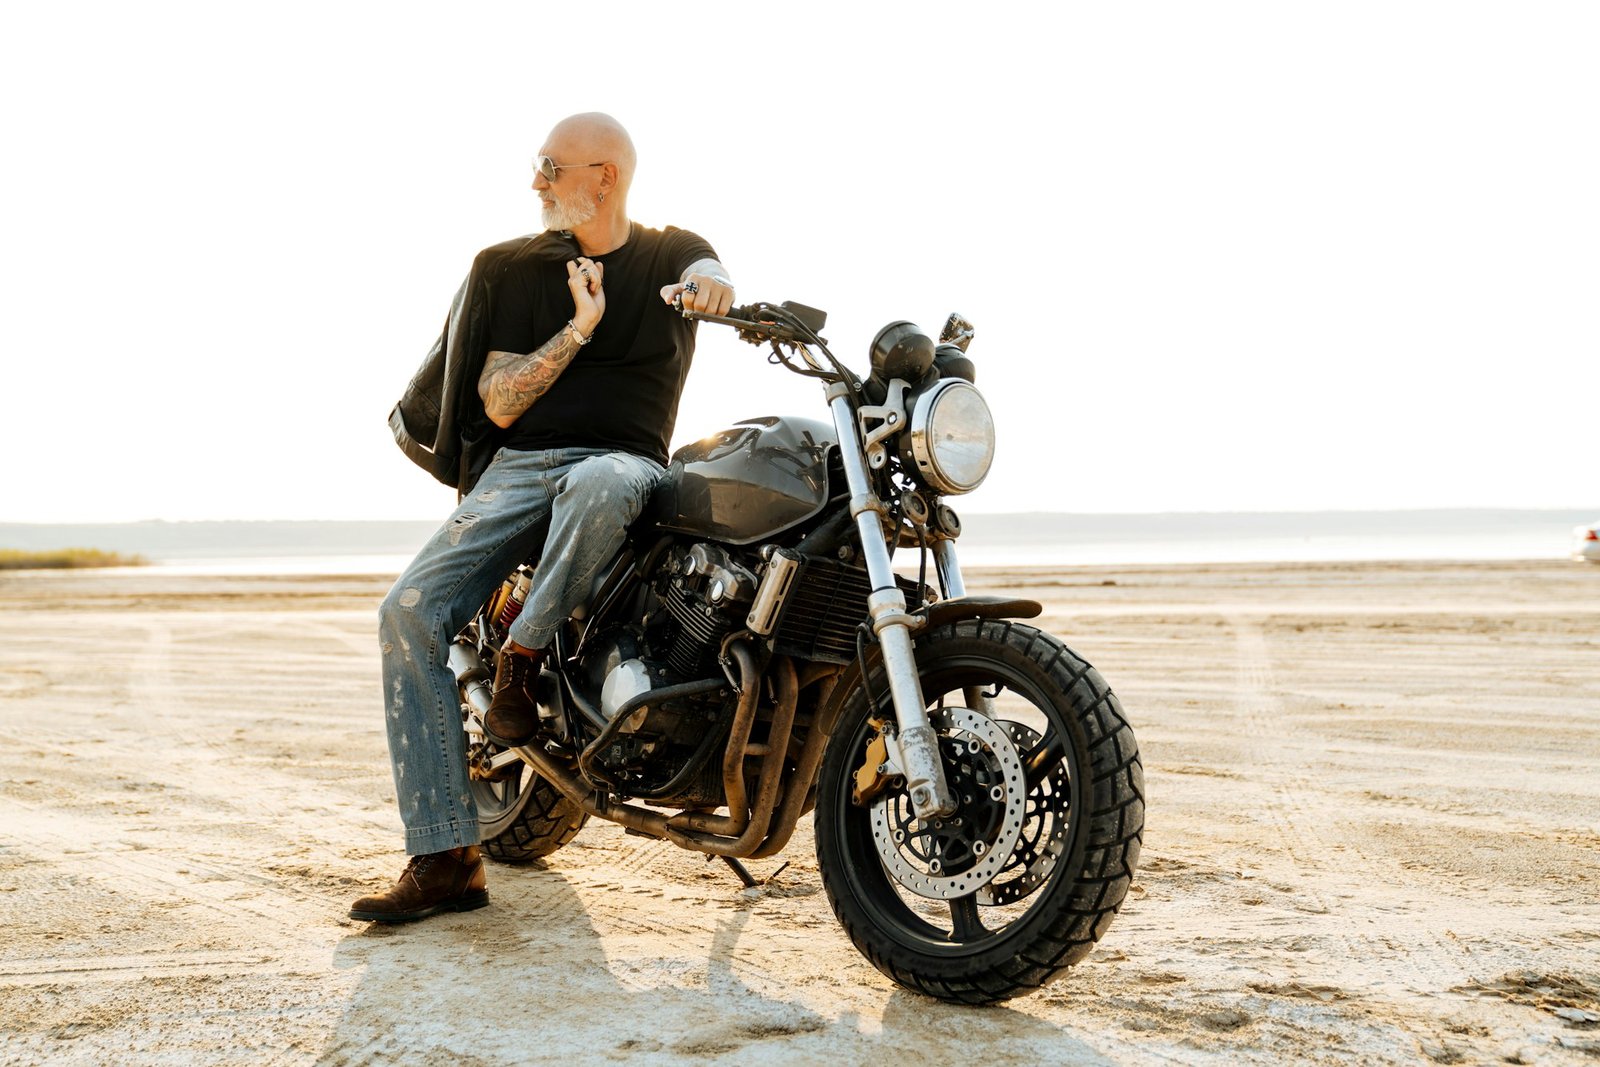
top-left (580, 268), bottom-right (591, 279)
top-left (683, 280), bottom-right (700, 295)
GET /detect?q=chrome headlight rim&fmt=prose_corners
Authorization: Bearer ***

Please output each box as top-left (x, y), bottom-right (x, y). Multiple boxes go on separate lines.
top-left (907, 379), bottom-right (996, 495)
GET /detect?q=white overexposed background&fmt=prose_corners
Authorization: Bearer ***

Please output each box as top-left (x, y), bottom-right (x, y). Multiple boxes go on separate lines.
top-left (1, 1), bottom-right (1594, 523)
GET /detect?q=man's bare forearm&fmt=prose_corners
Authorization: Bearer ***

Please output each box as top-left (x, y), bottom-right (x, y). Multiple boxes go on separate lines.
top-left (477, 327), bottom-right (583, 429)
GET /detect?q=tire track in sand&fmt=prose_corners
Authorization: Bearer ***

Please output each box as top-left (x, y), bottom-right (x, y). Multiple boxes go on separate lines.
top-left (122, 618), bottom-right (396, 837)
top-left (1228, 617), bottom-right (1480, 1003)
top-left (0, 795), bottom-right (338, 988)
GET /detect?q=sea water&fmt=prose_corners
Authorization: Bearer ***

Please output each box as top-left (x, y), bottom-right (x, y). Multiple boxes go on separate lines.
top-left (5, 511), bottom-right (1587, 576)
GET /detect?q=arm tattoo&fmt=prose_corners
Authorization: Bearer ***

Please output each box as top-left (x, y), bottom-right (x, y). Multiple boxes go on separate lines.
top-left (477, 326), bottom-right (582, 427)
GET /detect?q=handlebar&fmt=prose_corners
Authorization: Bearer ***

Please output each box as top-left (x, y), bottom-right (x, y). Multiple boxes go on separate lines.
top-left (684, 303), bottom-right (806, 342)
top-left (676, 297), bottom-right (852, 385)
top-left (676, 301), bottom-right (804, 344)
top-left (675, 298), bottom-right (829, 346)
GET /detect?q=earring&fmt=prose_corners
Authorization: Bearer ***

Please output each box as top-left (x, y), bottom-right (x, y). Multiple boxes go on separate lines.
top-left (598, 192), bottom-right (606, 204)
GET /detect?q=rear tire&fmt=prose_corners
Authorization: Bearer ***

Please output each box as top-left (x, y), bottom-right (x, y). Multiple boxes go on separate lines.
top-left (814, 619), bottom-right (1143, 1003)
top-left (476, 769), bottom-right (588, 864)
top-left (454, 612), bottom-right (588, 864)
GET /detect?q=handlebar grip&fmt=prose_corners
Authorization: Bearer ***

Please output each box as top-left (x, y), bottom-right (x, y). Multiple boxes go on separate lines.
top-left (678, 303), bottom-right (800, 344)
top-left (677, 302), bottom-right (758, 324)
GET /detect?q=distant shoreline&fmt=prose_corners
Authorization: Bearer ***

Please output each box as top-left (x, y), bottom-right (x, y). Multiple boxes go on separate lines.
top-left (1, 509), bottom-right (1593, 572)
top-left (0, 547), bottom-right (148, 571)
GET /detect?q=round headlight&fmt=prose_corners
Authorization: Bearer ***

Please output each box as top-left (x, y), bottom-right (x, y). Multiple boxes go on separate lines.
top-left (908, 380), bottom-right (995, 494)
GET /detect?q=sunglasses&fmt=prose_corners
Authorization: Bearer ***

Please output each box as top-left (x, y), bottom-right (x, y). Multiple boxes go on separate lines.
top-left (533, 155), bottom-right (607, 182)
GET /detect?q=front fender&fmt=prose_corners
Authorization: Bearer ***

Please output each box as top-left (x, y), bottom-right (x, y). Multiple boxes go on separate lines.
top-left (810, 597), bottom-right (1045, 779)
top-left (916, 595), bottom-right (1042, 631)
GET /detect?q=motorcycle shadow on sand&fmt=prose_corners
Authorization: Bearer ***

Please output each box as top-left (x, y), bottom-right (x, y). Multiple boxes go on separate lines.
top-left (319, 859), bottom-right (1111, 1062)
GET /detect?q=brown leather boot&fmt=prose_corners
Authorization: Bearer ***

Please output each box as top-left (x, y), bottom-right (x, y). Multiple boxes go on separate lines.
top-left (348, 846), bottom-right (488, 923)
top-left (484, 648), bottom-right (543, 747)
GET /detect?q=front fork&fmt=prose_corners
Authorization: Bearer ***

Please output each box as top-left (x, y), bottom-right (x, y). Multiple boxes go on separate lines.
top-left (828, 387), bottom-right (959, 819)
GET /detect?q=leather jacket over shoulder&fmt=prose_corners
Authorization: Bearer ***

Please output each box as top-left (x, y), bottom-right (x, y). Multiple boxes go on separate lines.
top-left (388, 230), bottom-right (579, 493)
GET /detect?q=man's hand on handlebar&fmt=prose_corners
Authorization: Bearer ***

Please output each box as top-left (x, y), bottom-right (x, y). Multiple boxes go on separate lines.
top-left (660, 271), bottom-right (735, 317)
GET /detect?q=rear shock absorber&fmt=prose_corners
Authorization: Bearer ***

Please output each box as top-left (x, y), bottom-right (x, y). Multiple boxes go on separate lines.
top-left (495, 571), bottom-right (532, 629)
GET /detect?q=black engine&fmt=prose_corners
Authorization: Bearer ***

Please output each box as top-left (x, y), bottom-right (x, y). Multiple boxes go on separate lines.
top-left (570, 536), bottom-right (923, 801)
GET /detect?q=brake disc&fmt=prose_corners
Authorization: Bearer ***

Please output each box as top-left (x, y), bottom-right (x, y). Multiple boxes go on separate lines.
top-left (867, 706), bottom-right (1027, 901)
top-left (976, 719), bottom-right (1071, 906)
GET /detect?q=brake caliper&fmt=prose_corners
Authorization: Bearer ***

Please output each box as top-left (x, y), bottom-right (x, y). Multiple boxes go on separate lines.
top-left (852, 720), bottom-right (898, 807)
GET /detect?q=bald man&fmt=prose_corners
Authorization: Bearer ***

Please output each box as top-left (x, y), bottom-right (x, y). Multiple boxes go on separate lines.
top-left (353, 113), bottom-right (732, 923)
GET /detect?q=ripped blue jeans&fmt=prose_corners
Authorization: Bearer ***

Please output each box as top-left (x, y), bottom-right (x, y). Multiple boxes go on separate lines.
top-left (377, 446), bottom-right (664, 856)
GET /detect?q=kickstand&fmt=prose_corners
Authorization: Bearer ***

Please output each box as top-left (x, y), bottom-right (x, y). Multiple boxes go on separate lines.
top-left (707, 855), bottom-right (791, 889)
top-left (712, 854), bottom-right (759, 888)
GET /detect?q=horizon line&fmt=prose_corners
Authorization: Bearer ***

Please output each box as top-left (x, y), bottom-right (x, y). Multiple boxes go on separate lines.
top-left (5, 505), bottom-right (1599, 527)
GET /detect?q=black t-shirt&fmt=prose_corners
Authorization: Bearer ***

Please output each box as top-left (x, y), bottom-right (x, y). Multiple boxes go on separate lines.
top-left (485, 222), bottom-right (716, 466)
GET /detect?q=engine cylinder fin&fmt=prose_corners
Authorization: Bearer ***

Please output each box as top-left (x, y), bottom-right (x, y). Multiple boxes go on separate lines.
top-left (664, 581), bottom-right (733, 678)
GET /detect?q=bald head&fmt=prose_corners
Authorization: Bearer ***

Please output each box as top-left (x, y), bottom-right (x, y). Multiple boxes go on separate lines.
top-left (544, 112), bottom-right (636, 197)
top-left (533, 113), bottom-right (638, 249)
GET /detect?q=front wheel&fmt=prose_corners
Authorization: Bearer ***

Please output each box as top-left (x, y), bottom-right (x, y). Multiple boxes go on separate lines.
top-left (814, 619), bottom-right (1144, 1003)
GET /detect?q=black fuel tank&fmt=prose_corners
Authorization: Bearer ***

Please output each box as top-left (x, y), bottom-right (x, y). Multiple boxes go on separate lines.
top-left (646, 416), bottom-right (838, 545)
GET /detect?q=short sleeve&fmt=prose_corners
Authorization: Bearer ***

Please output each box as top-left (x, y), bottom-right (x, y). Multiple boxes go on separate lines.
top-left (661, 226), bottom-right (718, 281)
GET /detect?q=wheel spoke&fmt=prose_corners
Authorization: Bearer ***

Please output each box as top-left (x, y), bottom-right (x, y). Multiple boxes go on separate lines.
top-left (948, 893), bottom-right (987, 942)
top-left (819, 633), bottom-right (1138, 1000)
top-left (1022, 731), bottom-right (1067, 789)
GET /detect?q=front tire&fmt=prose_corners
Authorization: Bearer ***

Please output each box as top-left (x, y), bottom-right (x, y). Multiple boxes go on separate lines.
top-left (814, 619), bottom-right (1144, 1003)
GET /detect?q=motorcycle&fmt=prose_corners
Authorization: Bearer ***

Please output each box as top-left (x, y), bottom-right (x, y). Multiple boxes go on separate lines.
top-left (448, 300), bottom-right (1144, 1003)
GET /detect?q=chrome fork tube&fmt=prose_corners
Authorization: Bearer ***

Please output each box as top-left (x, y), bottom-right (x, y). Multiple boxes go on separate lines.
top-left (932, 540), bottom-right (992, 714)
top-left (933, 538), bottom-right (966, 599)
top-left (827, 386), bottom-right (957, 818)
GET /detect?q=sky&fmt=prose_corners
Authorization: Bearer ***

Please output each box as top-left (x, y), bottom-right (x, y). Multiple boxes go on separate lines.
top-left (1, 2), bottom-right (1595, 523)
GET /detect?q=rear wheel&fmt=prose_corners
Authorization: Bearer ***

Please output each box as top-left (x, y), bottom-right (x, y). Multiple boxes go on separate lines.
top-left (466, 724), bottom-right (587, 864)
top-left (814, 619), bottom-right (1144, 1003)
top-left (472, 763), bottom-right (588, 864)
top-left (455, 612), bottom-right (588, 864)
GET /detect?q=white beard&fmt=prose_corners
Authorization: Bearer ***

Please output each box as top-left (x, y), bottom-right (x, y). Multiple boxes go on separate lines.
top-left (542, 191), bottom-right (596, 232)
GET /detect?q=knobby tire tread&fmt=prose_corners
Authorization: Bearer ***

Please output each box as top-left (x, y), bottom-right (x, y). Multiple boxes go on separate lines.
top-left (817, 619), bottom-right (1145, 1004)
top-left (480, 775), bottom-right (588, 865)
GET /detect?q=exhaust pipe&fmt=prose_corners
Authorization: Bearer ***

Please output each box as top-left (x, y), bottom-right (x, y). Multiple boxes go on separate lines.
top-left (448, 641), bottom-right (494, 719)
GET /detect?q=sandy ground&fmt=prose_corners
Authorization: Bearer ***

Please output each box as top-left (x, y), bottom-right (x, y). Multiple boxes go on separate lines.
top-left (1, 559), bottom-right (1597, 1065)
